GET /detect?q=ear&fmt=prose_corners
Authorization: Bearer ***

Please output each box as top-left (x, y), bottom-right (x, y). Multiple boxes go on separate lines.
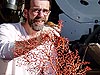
top-left (23, 9), bottom-right (28, 18)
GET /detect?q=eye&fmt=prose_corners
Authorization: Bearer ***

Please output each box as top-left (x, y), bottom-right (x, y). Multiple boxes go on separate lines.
top-left (32, 8), bottom-right (39, 12)
top-left (43, 9), bottom-right (50, 13)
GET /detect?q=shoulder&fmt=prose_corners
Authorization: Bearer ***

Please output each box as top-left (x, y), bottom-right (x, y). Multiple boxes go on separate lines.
top-left (0, 23), bottom-right (20, 28)
top-left (0, 22), bottom-right (21, 30)
top-left (0, 23), bottom-right (14, 32)
top-left (0, 23), bottom-right (12, 27)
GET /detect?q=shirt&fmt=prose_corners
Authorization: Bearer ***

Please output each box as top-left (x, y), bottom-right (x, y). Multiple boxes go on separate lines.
top-left (0, 22), bottom-right (60, 75)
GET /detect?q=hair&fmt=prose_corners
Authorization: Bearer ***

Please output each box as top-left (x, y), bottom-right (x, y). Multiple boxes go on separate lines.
top-left (24, 0), bottom-right (52, 10)
top-left (24, 0), bottom-right (30, 10)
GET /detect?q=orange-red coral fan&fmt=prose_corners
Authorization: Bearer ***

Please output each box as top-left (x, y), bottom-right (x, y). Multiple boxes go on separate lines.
top-left (13, 21), bottom-right (91, 75)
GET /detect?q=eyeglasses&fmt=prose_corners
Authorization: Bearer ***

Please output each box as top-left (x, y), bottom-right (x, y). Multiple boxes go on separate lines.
top-left (30, 7), bottom-right (51, 15)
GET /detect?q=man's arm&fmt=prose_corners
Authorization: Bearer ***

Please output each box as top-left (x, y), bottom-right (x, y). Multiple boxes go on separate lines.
top-left (0, 24), bottom-right (15, 60)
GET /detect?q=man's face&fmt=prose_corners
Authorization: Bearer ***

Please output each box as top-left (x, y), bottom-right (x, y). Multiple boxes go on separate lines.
top-left (27, 0), bottom-right (50, 31)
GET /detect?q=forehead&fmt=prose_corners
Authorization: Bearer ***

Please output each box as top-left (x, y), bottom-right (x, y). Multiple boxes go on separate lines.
top-left (30, 0), bottom-right (50, 9)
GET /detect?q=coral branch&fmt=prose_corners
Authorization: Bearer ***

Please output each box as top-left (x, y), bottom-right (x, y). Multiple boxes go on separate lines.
top-left (13, 21), bottom-right (91, 75)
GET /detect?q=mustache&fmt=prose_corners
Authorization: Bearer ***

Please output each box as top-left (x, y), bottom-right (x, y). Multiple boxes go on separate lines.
top-left (34, 18), bottom-right (45, 21)
top-left (29, 18), bottom-right (45, 24)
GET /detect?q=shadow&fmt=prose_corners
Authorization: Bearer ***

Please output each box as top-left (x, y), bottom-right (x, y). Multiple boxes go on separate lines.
top-left (0, 59), bottom-right (9, 75)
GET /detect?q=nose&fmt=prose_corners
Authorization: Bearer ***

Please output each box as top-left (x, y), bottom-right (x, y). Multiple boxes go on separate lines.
top-left (38, 10), bottom-right (44, 17)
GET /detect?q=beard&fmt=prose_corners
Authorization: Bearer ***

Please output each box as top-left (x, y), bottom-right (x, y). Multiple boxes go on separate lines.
top-left (28, 17), bottom-right (46, 31)
top-left (31, 22), bottom-right (44, 31)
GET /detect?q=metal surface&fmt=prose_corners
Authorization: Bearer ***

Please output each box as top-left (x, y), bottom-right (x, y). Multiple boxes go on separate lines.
top-left (56, 0), bottom-right (100, 23)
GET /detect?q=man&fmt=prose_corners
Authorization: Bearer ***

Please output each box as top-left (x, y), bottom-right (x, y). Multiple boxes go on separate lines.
top-left (0, 0), bottom-right (60, 75)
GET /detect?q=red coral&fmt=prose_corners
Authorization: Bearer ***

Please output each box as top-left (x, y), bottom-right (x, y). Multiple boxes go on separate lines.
top-left (13, 21), bottom-right (91, 75)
